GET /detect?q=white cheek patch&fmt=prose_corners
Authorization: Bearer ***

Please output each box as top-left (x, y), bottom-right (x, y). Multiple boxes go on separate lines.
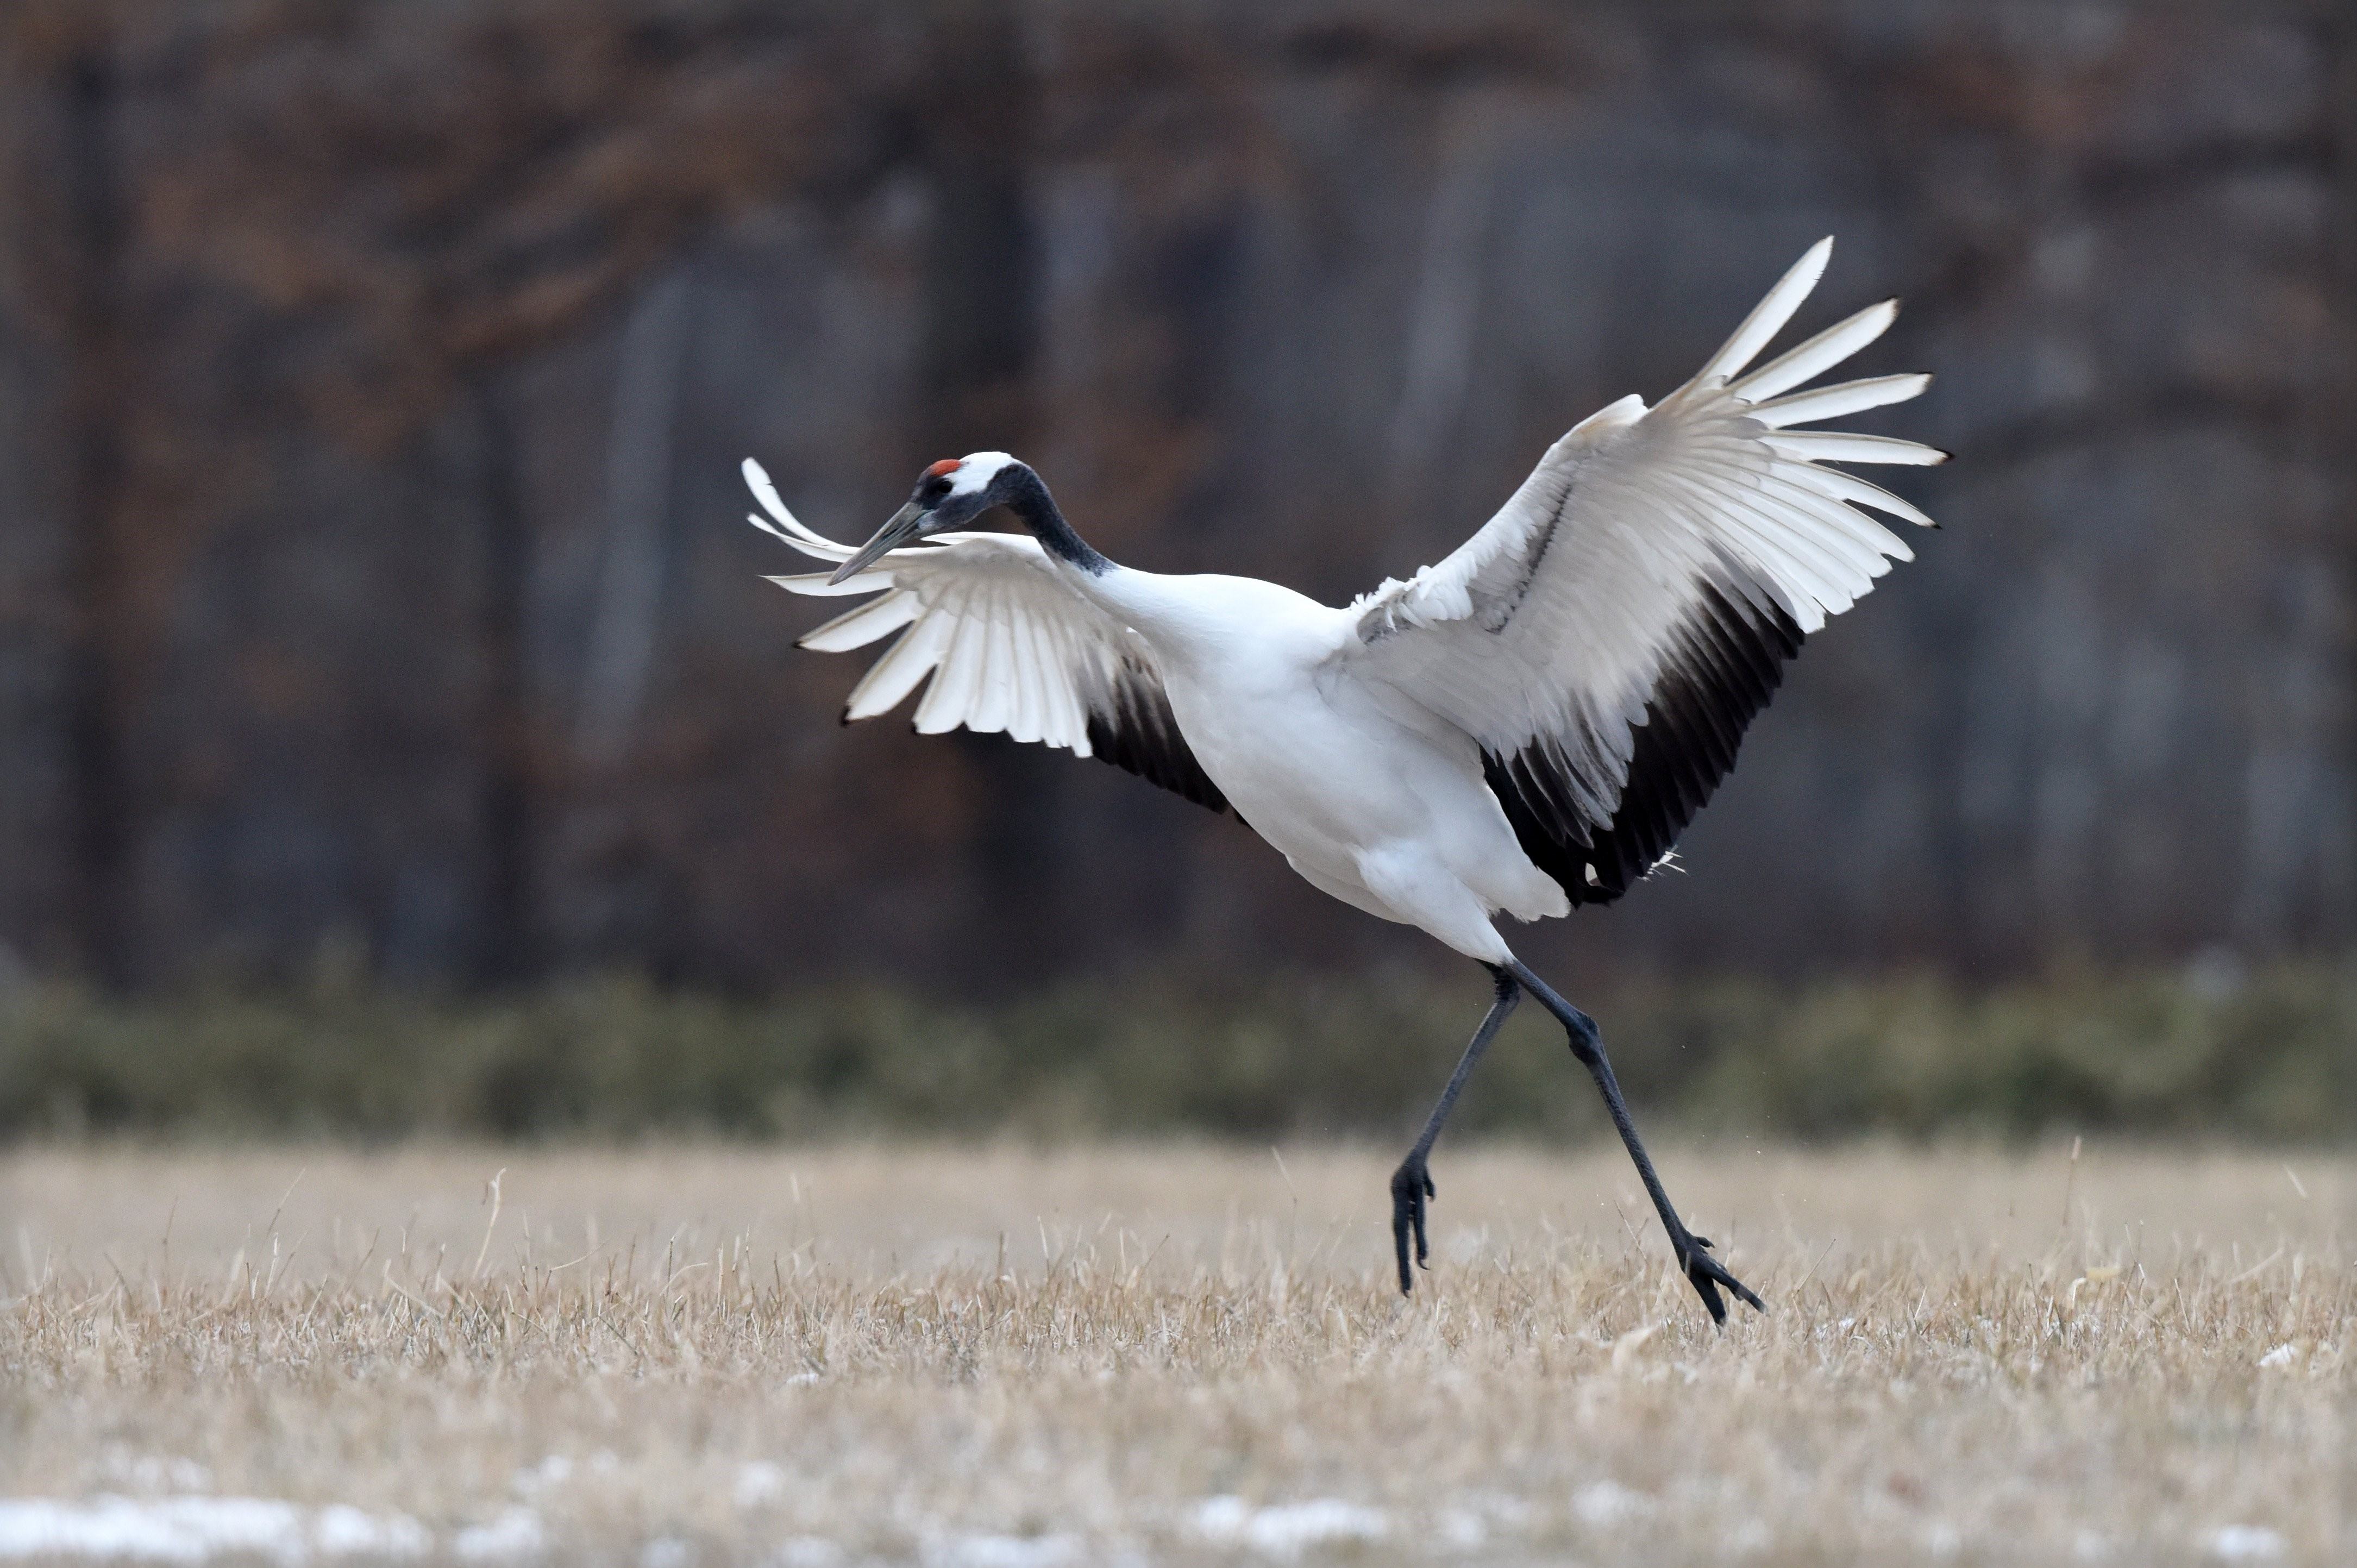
top-left (949, 451), bottom-right (1015, 496)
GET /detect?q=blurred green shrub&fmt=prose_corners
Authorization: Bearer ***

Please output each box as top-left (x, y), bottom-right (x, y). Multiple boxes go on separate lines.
top-left (0, 963), bottom-right (2349, 1142)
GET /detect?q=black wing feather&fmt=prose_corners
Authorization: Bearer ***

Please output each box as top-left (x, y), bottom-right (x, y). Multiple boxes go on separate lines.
top-left (1484, 581), bottom-right (1804, 906)
top-left (1084, 655), bottom-right (1233, 817)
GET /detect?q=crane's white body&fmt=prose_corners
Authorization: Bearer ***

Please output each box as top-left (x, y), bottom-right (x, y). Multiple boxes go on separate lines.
top-left (1086, 565), bottom-right (1558, 960)
top-left (748, 239), bottom-right (1946, 965)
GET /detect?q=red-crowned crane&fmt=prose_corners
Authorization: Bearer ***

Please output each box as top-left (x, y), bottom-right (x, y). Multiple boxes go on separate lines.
top-left (745, 239), bottom-right (1944, 1321)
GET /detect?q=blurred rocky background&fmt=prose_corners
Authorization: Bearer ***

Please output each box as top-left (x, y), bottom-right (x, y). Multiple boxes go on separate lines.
top-left (3, 0), bottom-right (2352, 999)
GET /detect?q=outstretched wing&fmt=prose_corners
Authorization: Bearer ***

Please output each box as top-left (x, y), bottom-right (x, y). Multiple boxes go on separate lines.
top-left (1336, 237), bottom-right (1945, 906)
top-left (745, 461), bottom-right (1230, 816)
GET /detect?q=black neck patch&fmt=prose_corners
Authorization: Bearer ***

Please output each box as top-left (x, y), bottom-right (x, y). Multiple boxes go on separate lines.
top-left (999, 465), bottom-right (1111, 575)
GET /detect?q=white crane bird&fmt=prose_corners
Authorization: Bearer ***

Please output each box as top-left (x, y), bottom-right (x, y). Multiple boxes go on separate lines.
top-left (746, 239), bottom-right (1944, 1322)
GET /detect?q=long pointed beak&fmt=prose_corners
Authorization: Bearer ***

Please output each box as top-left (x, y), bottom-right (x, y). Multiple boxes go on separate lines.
top-left (830, 501), bottom-right (928, 585)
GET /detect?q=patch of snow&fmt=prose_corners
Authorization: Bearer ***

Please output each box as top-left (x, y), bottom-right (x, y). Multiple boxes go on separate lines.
top-left (0, 1496), bottom-right (300, 1563)
top-left (735, 1463), bottom-right (788, 1509)
top-left (2256, 1344), bottom-right (2296, 1370)
top-left (1192, 1497), bottom-right (1253, 1539)
top-left (314, 1506), bottom-right (431, 1559)
top-left (1434, 1493), bottom-right (1534, 1555)
top-left (921, 1534), bottom-right (1082, 1568)
top-left (1922, 1521), bottom-right (1963, 1558)
top-left (0, 1495), bottom-right (428, 1563)
top-left (453, 1508), bottom-right (546, 1563)
top-left (1190, 1497), bottom-right (1388, 1559)
top-left (1572, 1482), bottom-right (1653, 1529)
top-left (2206, 1525), bottom-right (2286, 1561)
top-left (771, 1540), bottom-right (844, 1568)
top-left (641, 1537), bottom-right (693, 1568)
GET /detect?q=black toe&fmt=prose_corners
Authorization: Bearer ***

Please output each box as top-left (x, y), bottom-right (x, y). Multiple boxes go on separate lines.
top-left (1673, 1230), bottom-right (1763, 1325)
top-left (1389, 1157), bottom-right (1434, 1295)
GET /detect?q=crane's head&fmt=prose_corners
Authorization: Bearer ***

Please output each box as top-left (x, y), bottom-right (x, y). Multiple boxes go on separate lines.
top-left (830, 452), bottom-right (1024, 584)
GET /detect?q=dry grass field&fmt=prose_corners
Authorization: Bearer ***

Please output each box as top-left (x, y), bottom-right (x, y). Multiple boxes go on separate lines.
top-left (2, 1143), bottom-right (2349, 1565)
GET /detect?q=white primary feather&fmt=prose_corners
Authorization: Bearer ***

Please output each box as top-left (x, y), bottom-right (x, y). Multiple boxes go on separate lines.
top-left (743, 459), bottom-right (854, 559)
top-left (1748, 373), bottom-right (1930, 428)
top-left (847, 611), bottom-right (952, 719)
top-left (1760, 430), bottom-right (1947, 466)
top-left (794, 591), bottom-right (919, 651)
top-left (1695, 236), bottom-right (1832, 384)
top-left (1787, 463), bottom-right (1938, 528)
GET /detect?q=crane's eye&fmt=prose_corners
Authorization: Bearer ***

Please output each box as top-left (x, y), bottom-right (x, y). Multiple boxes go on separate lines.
top-left (918, 457), bottom-right (962, 505)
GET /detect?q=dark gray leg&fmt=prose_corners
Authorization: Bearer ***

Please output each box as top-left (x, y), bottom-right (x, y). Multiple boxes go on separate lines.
top-left (1506, 958), bottom-right (1764, 1325)
top-left (1392, 963), bottom-right (1519, 1295)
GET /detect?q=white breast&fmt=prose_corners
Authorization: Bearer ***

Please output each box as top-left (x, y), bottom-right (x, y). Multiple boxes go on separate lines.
top-left (1086, 568), bottom-right (1563, 957)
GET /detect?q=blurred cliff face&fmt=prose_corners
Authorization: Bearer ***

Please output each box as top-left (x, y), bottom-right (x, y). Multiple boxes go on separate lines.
top-left (0, 1), bottom-right (2348, 993)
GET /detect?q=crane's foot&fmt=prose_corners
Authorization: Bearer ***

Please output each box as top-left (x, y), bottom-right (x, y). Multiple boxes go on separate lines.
top-left (1672, 1227), bottom-right (1764, 1326)
top-left (1389, 1155), bottom-right (1436, 1295)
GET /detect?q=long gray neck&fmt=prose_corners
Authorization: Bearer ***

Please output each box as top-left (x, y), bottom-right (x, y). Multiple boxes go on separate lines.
top-left (1001, 465), bottom-right (1108, 576)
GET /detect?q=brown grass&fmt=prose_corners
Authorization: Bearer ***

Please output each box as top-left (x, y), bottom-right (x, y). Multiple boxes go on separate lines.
top-left (3, 1143), bottom-right (2350, 1565)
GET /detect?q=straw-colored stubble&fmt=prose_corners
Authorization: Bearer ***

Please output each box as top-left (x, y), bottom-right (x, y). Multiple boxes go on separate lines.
top-left (3, 1144), bottom-right (2348, 1564)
